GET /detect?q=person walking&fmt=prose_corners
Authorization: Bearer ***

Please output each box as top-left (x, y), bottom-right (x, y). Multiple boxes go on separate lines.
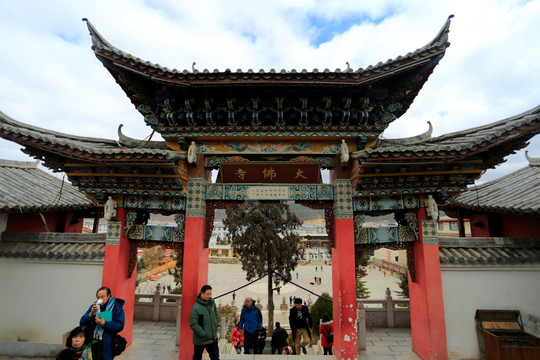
top-left (80, 286), bottom-right (125, 360)
top-left (189, 284), bottom-right (220, 360)
top-left (319, 314), bottom-right (334, 355)
top-left (271, 322), bottom-right (288, 355)
top-left (237, 297), bottom-right (263, 354)
top-left (289, 297), bottom-right (313, 355)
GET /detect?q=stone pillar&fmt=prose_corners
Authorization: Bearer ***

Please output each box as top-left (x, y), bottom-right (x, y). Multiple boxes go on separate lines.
top-left (409, 207), bottom-right (448, 360)
top-left (331, 180), bottom-right (358, 359)
top-left (102, 205), bottom-right (136, 346)
top-left (179, 179), bottom-right (209, 360)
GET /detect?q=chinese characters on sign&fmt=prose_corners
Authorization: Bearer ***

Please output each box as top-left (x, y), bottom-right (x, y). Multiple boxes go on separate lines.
top-left (220, 162), bottom-right (320, 184)
top-left (247, 186), bottom-right (289, 200)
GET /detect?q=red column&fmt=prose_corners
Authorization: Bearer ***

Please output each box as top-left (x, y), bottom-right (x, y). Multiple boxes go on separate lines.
top-left (101, 206), bottom-right (136, 346)
top-left (179, 180), bottom-right (208, 360)
top-left (332, 180), bottom-right (358, 360)
top-left (409, 208), bottom-right (448, 360)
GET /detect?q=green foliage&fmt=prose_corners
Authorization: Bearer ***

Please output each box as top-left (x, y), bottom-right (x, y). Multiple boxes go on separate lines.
top-left (217, 304), bottom-right (239, 328)
top-left (357, 251), bottom-right (370, 269)
top-left (356, 278), bottom-right (370, 299)
top-left (310, 292), bottom-right (333, 335)
top-left (165, 285), bottom-right (182, 302)
top-left (137, 257), bottom-right (146, 271)
top-left (395, 271), bottom-right (409, 298)
top-left (170, 248), bottom-right (183, 286)
top-left (223, 201), bottom-right (303, 331)
top-left (224, 201), bottom-right (303, 281)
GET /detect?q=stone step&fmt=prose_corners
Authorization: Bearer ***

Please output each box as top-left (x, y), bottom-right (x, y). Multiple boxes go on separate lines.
top-left (205, 355), bottom-right (337, 360)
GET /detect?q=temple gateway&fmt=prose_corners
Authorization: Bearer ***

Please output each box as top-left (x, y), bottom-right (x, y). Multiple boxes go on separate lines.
top-left (1, 15), bottom-right (539, 360)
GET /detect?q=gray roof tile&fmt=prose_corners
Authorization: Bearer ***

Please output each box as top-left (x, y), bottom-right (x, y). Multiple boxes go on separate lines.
top-left (0, 111), bottom-right (184, 162)
top-left (0, 159), bottom-right (94, 213)
top-left (0, 232), bottom-right (105, 261)
top-left (357, 105), bottom-right (540, 159)
top-left (439, 237), bottom-right (540, 265)
top-left (449, 157), bottom-right (540, 215)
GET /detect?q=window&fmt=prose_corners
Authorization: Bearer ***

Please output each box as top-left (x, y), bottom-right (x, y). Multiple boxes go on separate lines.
top-left (438, 223), bottom-right (444, 231)
top-left (449, 222), bottom-right (459, 231)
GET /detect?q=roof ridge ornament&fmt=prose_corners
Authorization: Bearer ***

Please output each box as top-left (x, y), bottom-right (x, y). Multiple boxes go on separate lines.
top-left (379, 121), bottom-right (433, 146)
top-left (82, 18), bottom-right (114, 50)
top-left (423, 14), bottom-right (454, 49)
top-left (525, 151), bottom-right (540, 166)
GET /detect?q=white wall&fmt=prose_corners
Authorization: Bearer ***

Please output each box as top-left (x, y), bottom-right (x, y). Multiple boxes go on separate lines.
top-left (441, 265), bottom-right (540, 359)
top-left (0, 259), bottom-right (103, 345)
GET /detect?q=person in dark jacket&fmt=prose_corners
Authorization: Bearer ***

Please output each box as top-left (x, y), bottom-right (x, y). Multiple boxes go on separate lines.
top-left (271, 321), bottom-right (288, 354)
top-left (289, 297), bottom-right (313, 355)
top-left (237, 297), bottom-right (263, 354)
top-left (80, 287), bottom-right (125, 360)
top-left (256, 326), bottom-right (267, 354)
top-left (189, 284), bottom-right (220, 360)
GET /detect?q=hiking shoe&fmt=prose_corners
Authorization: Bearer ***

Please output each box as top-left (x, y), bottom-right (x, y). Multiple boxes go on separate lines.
top-left (301, 346), bottom-right (307, 354)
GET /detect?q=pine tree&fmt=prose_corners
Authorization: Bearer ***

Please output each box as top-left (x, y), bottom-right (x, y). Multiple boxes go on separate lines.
top-left (223, 201), bottom-right (303, 333)
top-left (395, 271), bottom-right (409, 298)
top-left (356, 278), bottom-right (370, 299)
top-left (356, 251), bottom-right (370, 299)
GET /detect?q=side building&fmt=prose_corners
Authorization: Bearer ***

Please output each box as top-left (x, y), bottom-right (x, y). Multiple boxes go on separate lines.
top-left (0, 160), bottom-right (104, 358)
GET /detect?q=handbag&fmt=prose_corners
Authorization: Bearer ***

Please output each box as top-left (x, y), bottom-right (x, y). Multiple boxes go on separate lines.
top-left (111, 334), bottom-right (127, 357)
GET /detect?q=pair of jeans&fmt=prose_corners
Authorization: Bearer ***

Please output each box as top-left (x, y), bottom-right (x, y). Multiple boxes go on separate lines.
top-left (323, 346), bottom-right (333, 355)
top-left (271, 346), bottom-right (283, 354)
top-left (193, 339), bottom-right (219, 360)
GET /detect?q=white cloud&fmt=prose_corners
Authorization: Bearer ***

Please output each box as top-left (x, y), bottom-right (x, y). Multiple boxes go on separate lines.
top-left (0, 0), bottom-right (539, 184)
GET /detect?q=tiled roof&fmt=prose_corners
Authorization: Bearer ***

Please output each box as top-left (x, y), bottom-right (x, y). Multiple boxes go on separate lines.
top-left (448, 155), bottom-right (540, 215)
top-left (83, 16), bottom-right (452, 83)
top-left (0, 111), bottom-right (184, 163)
top-left (0, 232), bottom-right (105, 261)
top-left (0, 159), bottom-right (94, 213)
top-left (356, 105), bottom-right (540, 162)
top-left (439, 237), bottom-right (540, 265)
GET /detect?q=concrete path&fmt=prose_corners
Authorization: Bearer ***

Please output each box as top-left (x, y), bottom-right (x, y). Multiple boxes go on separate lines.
top-left (116, 321), bottom-right (420, 360)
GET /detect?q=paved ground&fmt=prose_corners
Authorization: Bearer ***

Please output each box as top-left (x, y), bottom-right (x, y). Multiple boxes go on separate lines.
top-left (138, 262), bottom-right (403, 309)
top-left (115, 321), bottom-right (419, 360)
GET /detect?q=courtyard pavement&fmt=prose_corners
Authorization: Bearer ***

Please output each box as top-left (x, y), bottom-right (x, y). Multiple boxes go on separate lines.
top-left (115, 321), bottom-right (420, 360)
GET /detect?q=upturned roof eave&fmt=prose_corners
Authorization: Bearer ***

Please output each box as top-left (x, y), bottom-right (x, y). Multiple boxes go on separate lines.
top-left (0, 111), bottom-right (185, 162)
top-left (82, 16), bottom-right (452, 83)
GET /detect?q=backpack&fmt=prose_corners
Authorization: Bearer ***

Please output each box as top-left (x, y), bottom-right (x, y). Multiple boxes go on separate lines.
top-left (325, 328), bottom-right (334, 344)
top-left (111, 334), bottom-right (127, 357)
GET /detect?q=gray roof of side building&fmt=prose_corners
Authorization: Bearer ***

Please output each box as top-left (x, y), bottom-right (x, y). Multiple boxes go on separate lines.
top-left (449, 154), bottom-right (540, 215)
top-left (0, 232), bottom-right (105, 261)
top-left (439, 237), bottom-right (540, 265)
top-left (0, 159), bottom-right (95, 213)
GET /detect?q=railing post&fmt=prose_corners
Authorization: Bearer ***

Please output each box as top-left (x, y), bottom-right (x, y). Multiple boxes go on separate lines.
top-left (176, 295), bottom-right (182, 346)
top-left (152, 284), bottom-right (161, 322)
top-left (385, 287), bottom-right (394, 328)
top-left (357, 301), bottom-right (366, 350)
top-left (220, 316), bottom-right (227, 340)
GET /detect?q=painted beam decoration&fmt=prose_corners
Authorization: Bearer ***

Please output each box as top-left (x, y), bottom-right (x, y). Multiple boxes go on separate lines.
top-left (128, 224), bottom-right (184, 242)
top-left (220, 162), bottom-right (320, 183)
top-left (206, 184), bottom-right (333, 201)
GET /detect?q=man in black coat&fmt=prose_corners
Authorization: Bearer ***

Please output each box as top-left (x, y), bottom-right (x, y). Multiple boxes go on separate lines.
top-left (288, 297), bottom-right (313, 355)
top-left (270, 322), bottom-right (288, 354)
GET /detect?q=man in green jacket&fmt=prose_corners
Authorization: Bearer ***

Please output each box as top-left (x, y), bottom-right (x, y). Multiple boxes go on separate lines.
top-left (189, 284), bottom-right (220, 360)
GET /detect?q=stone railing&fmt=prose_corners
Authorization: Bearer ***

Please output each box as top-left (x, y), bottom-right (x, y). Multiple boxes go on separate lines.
top-left (134, 287), bottom-right (181, 345)
top-left (357, 288), bottom-right (410, 350)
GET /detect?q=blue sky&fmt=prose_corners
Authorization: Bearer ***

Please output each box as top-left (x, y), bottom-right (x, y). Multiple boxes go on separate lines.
top-left (0, 0), bottom-right (539, 184)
